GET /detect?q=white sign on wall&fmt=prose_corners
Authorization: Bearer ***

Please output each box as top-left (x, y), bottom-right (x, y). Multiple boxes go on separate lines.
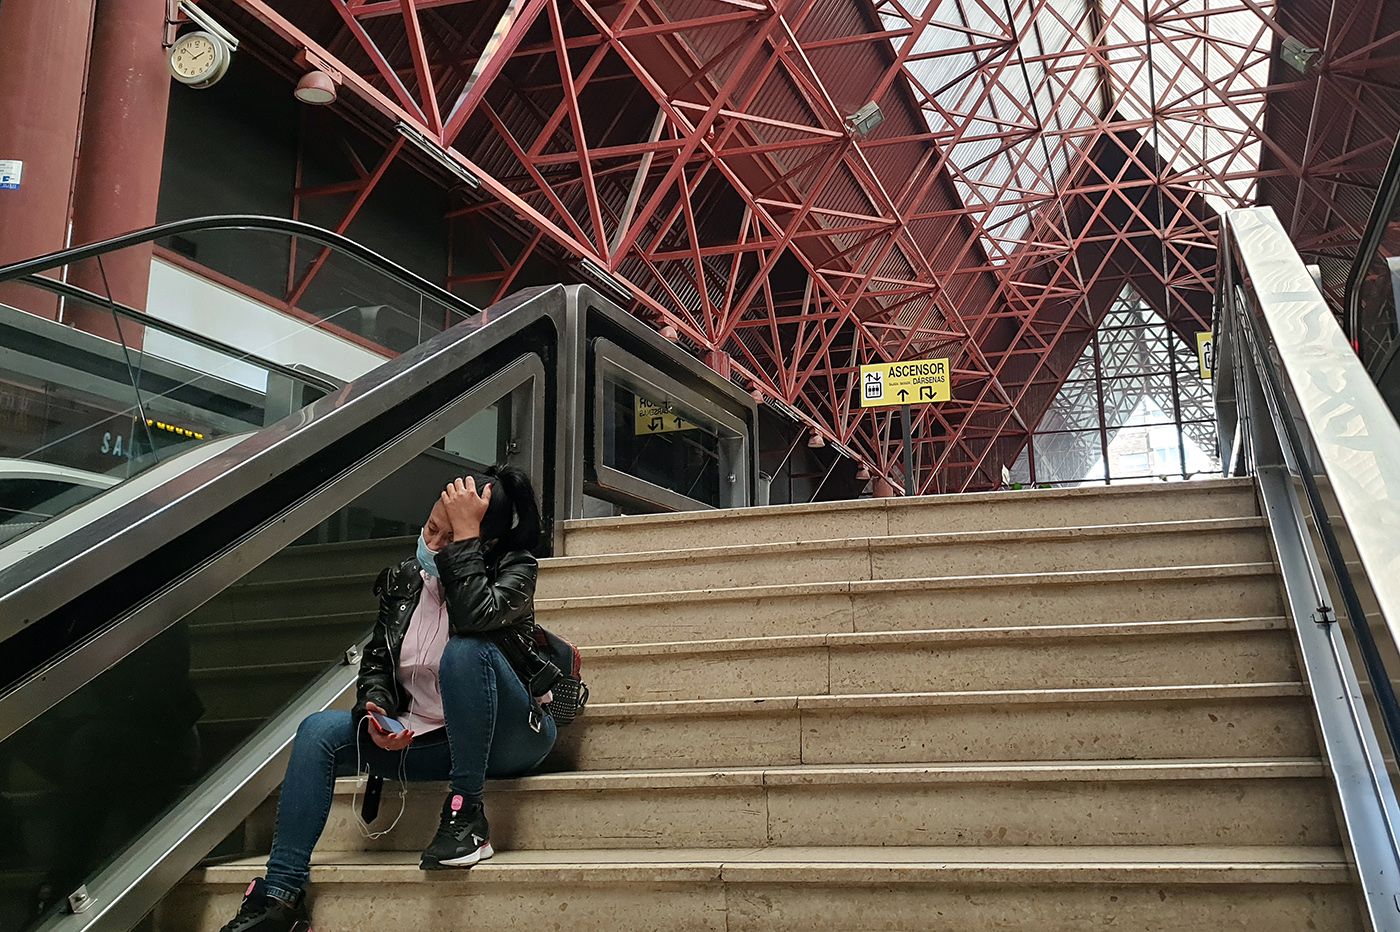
top-left (0, 159), bottom-right (22, 190)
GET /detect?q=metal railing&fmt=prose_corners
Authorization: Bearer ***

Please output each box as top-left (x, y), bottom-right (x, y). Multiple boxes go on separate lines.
top-left (1217, 207), bottom-right (1400, 931)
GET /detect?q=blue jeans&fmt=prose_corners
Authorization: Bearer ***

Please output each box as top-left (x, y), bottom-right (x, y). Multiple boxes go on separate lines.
top-left (264, 636), bottom-right (556, 896)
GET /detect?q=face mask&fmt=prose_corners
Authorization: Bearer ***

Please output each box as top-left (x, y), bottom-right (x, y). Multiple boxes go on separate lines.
top-left (416, 533), bottom-right (440, 579)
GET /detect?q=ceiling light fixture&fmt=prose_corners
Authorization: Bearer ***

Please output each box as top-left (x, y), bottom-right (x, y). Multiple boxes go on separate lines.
top-left (806, 430), bottom-right (826, 449)
top-left (576, 258), bottom-right (632, 303)
top-left (294, 70), bottom-right (337, 105)
top-left (396, 121), bottom-right (479, 188)
top-left (1280, 36), bottom-right (1321, 75)
top-left (844, 101), bottom-right (884, 139)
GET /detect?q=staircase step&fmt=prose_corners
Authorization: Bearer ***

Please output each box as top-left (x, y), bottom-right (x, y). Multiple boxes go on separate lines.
top-left (581, 617), bottom-right (1298, 702)
top-left (562, 479), bottom-right (1258, 556)
top-left (538, 517), bottom-right (1270, 599)
top-left (188, 612), bottom-right (374, 667)
top-left (254, 759), bottom-right (1334, 853)
top-left (166, 845), bottom-right (1358, 932)
top-left (189, 562), bottom-right (1284, 647)
top-left (547, 683), bottom-right (1316, 772)
top-left (243, 537), bottom-right (413, 584)
top-left (536, 563), bottom-right (1285, 645)
top-left (190, 660), bottom-right (333, 722)
top-left (188, 575), bottom-right (376, 624)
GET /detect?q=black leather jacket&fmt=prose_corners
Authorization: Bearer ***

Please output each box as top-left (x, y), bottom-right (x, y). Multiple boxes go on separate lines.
top-left (355, 538), bottom-right (539, 719)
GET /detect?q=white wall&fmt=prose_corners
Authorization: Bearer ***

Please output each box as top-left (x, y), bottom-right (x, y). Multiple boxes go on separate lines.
top-left (143, 258), bottom-right (388, 391)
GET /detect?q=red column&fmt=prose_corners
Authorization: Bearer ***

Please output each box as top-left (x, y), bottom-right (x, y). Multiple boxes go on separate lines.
top-left (0, 0), bottom-right (95, 316)
top-left (67, 0), bottom-right (175, 345)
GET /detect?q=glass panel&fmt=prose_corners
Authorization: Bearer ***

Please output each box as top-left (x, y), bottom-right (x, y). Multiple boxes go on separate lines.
top-left (1179, 419), bottom-right (1221, 473)
top-left (156, 228), bottom-right (472, 355)
top-left (1357, 256), bottom-right (1400, 372)
top-left (295, 400), bottom-right (510, 547)
top-left (0, 272), bottom-right (328, 547)
top-left (0, 223), bottom-right (484, 548)
top-left (1103, 377), bottom-right (1179, 428)
top-left (601, 379), bottom-right (730, 507)
top-left (1106, 422), bottom-right (1184, 480)
top-left (1064, 349), bottom-right (1097, 382)
top-left (1023, 283), bottom-right (1218, 485)
top-left (1095, 324), bottom-right (1176, 378)
top-left (1031, 429), bottom-right (1105, 484)
top-left (1008, 443), bottom-right (1032, 485)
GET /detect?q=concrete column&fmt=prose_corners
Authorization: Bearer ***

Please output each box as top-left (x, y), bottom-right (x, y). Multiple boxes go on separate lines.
top-left (68, 0), bottom-right (175, 344)
top-left (0, 0), bottom-right (96, 316)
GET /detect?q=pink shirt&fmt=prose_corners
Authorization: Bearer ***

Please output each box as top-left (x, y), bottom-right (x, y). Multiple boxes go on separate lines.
top-left (398, 573), bottom-right (451, 733)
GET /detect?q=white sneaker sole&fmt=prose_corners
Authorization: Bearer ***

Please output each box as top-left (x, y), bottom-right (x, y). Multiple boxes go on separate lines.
top-left (426, 842), bottom-right (494, 869)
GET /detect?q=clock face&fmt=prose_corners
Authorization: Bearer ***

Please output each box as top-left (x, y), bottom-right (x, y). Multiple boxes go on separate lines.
top-left (170, 33), bottom-right (221, 83)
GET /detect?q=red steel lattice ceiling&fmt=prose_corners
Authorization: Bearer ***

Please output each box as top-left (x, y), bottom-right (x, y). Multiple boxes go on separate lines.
top-left (211, 0), bottom-right (1400, 492)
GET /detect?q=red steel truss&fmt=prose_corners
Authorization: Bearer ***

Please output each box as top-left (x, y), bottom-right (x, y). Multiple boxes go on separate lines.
top-left (208, 0), bottom-right (1400, 492)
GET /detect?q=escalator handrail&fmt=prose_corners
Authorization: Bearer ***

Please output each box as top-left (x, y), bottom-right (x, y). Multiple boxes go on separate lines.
top-left (0, 213), bottom-right (482, 322)
top-left (1344, 128), bottom-right (1400, 366)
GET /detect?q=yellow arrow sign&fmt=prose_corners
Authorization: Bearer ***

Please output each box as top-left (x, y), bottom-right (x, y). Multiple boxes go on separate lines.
top-left (1196, 331), bottom-right (1214, 381)
top-left (635, 396), bottom-right (695, 434)
top-left (858, 357), bottom-right (951, 408)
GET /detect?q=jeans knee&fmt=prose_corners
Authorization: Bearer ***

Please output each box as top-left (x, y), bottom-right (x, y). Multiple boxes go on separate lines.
top-left (294, 710), bottom-right (347, 750)
top-left (440, 635), bottom-right (494, 677)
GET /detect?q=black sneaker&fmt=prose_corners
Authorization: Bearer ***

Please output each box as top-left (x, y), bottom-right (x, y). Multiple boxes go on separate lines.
top-left (219, 878), bottom-right (311, 932)
top-left (420, 793), bottom-right (493, 870)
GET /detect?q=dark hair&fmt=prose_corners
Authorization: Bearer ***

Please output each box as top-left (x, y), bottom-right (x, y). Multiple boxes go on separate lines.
top-left (476, 464), bottom-right (544, 556)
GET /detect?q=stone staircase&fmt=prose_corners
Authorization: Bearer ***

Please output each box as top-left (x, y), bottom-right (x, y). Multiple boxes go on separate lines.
top-left (158, 478), bottom-right (1363, 930)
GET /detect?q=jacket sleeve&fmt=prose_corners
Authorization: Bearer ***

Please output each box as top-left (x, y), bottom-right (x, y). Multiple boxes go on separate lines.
top-left (435, 539), bottom-right (538, 636)
top-left (355, 567), bottom-right (400, 717)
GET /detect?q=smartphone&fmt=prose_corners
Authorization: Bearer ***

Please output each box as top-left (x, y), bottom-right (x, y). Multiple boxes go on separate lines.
top-left (369, 711), bottom-right (407, 734)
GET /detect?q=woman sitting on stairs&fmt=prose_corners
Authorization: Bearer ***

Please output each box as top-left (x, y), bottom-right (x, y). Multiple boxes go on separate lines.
top-left (222, 466), bottom-right (556, 932)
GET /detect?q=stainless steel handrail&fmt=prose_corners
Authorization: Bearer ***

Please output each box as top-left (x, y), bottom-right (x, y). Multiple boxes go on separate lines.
top-left (1217, 206), bottom-right (1400, 931)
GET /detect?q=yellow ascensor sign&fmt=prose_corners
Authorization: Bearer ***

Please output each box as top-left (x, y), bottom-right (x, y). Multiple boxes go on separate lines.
top-left (634, 396), bottom-right (694, 434)
top-left (859, 357), bottom-right (951, 407)
top-left (1196, 331), bottom-right (1214, 380)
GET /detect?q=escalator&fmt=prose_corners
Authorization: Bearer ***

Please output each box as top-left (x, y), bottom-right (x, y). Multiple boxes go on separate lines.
top-left (0, 218), bottom-right (758, 931)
